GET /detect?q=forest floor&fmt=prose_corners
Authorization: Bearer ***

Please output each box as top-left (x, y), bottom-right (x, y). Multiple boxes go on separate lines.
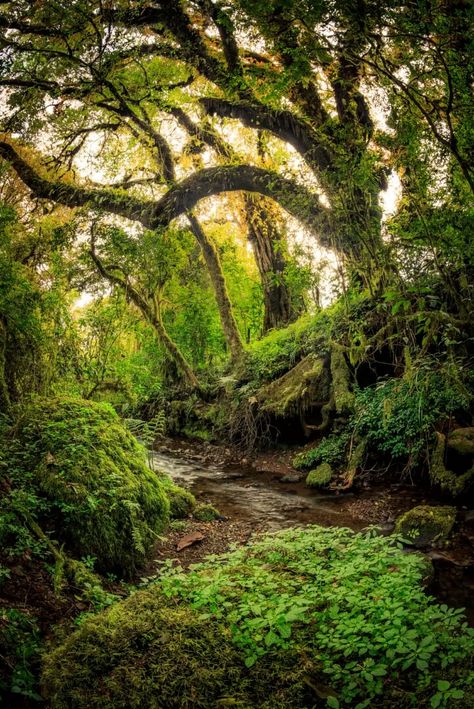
top-left (147, 437), bottom-right (474, 623)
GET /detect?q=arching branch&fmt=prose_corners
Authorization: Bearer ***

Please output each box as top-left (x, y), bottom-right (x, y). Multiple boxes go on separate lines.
top-left (0, 141), bottom-right (332, 242)
top-left (0, 141), bottom-right (158, 227)
top-left (200, 98), bottom-right (333, 173)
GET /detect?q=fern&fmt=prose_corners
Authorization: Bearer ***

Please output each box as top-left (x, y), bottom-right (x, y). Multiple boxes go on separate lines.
top-left (122, 500), bottom-right (145, 555)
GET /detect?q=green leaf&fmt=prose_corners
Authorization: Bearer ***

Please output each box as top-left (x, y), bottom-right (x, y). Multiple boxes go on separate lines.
top-left (437, 680), bottom-right (450, 692)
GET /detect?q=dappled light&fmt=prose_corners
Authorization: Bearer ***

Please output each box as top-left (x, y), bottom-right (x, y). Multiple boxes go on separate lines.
top-left (0, 1), bottom-right (473, 707)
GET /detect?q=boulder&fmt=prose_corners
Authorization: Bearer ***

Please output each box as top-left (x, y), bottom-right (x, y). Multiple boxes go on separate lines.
top-left (447, 427), bottom-right (474, 456)
top-left (306, 462), bottom-right (333, 488)
top-left (394, 505), bottom-right (456, 547)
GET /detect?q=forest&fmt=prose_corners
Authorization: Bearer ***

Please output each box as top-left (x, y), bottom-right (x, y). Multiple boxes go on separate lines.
top-left (0, 0), bottom-right (473, 707)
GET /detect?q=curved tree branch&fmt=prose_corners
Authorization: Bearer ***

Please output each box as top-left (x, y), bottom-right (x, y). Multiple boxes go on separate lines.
top-left (0, 141), bottom-right (331, 242)
top-left (200, 98), bottom-right (333, 173)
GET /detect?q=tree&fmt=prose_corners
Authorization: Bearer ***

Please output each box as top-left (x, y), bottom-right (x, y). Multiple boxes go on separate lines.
top-left (0, 0), bottom-right (472, 353)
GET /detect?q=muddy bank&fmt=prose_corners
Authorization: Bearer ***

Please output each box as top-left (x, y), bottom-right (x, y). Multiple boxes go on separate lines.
top-left (151, 438), bottom-right (474, 624)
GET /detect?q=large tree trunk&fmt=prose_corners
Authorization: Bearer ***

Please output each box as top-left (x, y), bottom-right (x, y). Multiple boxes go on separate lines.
top-left (186, 212), bottom-right (244, 362)
top-left (244, 195), bottom-right (297, 332)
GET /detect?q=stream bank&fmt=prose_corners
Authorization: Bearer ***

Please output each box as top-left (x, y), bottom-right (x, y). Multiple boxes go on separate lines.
top-left (150, 438), bottom-right (474, 624)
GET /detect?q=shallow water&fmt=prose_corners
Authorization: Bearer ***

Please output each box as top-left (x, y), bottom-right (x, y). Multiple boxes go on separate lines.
top-left (151, 449), bottom-right (474, 623)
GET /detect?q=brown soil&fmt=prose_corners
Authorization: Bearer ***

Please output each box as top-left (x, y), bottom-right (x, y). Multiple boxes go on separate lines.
top-left (143, 517), bottom-right (263, 577)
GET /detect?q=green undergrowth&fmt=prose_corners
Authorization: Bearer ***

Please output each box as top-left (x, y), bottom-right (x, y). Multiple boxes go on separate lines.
top-left (1, 397), bottom-right (170, 576)
top-left (294, 432), bottom-right (351, 470)
top-left (42, 526), bottom-right (474, 708)
top-left (243, 313), bottom-right (328, 384)
top-left (353, 358), bottom-right (473, 475)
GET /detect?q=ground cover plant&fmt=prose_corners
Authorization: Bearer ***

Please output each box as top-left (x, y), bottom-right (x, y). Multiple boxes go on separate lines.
top-left (42, 526), bottom-right (474, 708)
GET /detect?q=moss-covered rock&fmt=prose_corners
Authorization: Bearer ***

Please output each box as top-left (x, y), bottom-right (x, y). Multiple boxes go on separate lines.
top-left (41, 593), bottom-right (245, 709)
top-left (447, 427), bottom-right (474, 456)
top-left (394, 505), bottom-right (456, 547)
top-left (6, 397), bottom-right (170, 576)
top-left (306, 462), bottom-right (333, 487)
top-left (193, 502), bottom-right (221, 521)
top-left (158, 475), bottom-right (196, 519)
top-left (257, 354), bottom-right (329, 418)
top-left (430, 432), bottom-right (474, 495)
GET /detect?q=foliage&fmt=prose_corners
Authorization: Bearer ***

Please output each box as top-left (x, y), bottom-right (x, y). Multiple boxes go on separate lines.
top-left (243, 313), bottom-right (329, 385)
top-left (293, 432), bottom-right (351, 470)
top-left (2, 397), bottom-right (170, 576)
top-left (354, 358), bottom-right (472, 468)
top-left (42, 526), bottom-right (474, 708)
top-left (0, 608), bottom-right (42, 702)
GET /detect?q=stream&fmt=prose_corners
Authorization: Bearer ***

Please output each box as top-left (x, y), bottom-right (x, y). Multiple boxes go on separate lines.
top-left (151, 447), bottom-right (474, 624)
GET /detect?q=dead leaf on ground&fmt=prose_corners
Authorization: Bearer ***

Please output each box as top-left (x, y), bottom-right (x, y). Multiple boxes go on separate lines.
top-left (176, 532), bottom-right (205, 551)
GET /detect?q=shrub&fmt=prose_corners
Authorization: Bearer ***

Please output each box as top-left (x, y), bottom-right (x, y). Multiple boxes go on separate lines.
top-left (2, 397), bottom-right (170, 576)
top-left (293, 432), bottom-right (350, 470)
top-left (42, 526), bottom-right (474, 708)
top-left (354, 359), bottom-right (472, 467)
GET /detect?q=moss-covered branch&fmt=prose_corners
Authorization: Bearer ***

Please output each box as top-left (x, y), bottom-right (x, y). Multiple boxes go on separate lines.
top-left (0, 141), bottom-right (331, 240)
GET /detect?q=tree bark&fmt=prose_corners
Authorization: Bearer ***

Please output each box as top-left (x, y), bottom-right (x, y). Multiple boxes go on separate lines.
top-left (186, 213), bottom-right (244, 362)
top-left (244, 195), bottom-right (296, 331)
top-left (0, 143), bottom-right (330, 240)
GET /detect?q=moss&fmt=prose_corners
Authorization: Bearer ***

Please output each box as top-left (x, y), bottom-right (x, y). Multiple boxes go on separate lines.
top-left (330, 346), bottom-right (354, 415)
top-left (41, 594), bottom-right (245, 709)
top-left (342, 438), bottom-right (366, 487)
top-left (193, 502), bottom-right (221, 521)
top-left (257, 354), bottom-right (329, 418)
top-left (447, 427), bottom-right (474, 456)
top-left (394, 505), bottom-right (456, 547)
top-left (306, 462), bottom-right (333, 487)
top-left (6, 397), bottom-right (170, 576)
top-left (430, 432), bottom-right (474, 496)
top-left (182, 426), bottom-right (212, 442)
top-left (41, 525), bottom-right (474, 709)
top-left (158, 475), bottom-right (196, 519)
